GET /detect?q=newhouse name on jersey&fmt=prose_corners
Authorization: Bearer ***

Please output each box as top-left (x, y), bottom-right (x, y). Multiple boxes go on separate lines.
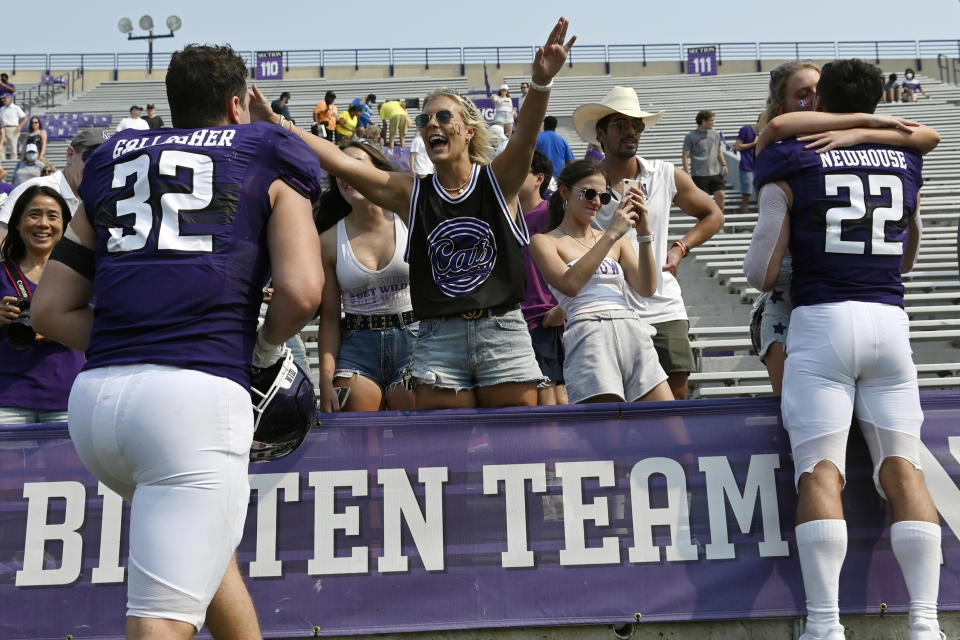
top-left (112, 128), bottom-right (237, 159)
top-left (818, 147), bottom-right (910, 170)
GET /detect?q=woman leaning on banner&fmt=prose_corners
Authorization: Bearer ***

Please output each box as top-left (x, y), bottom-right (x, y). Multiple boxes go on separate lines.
top-left (253, 17), bottom-right (575, 410)
top-left (315, 141), bottom-right (416, 412)
top-left (0, 185), bottom-right (84, 424)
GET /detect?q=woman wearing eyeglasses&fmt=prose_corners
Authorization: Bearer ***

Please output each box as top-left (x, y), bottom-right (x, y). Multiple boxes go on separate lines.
top-left (23, 117), bottom-right (46, 162)
top-left (530, 160), bottom-right (672, 404)
top-left (250, 18), bottom-right (575, 410)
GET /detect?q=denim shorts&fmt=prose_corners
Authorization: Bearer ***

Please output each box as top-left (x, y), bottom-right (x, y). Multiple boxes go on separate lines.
top-left (529, 325), bottom-right (565, 383)
top-left (335, 325), bottom-right (417, 390)
top-left (410, 308), bottom-right (543, 390)
top-left (739, 169), bottom-right (757, 198)
top-left (750, 259), bottom-right (793, 361)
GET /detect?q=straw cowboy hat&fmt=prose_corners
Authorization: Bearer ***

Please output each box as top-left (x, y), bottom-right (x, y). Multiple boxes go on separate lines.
top-left (572, 86), bottom-right (664, 146)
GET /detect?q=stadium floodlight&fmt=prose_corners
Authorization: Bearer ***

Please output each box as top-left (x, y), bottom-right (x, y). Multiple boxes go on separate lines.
top-left (120, 14), bottom-right (182, 75)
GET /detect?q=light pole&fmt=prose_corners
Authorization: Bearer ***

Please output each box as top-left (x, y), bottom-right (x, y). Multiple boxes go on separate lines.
top-left (118, 15), bottom-right (182, 75)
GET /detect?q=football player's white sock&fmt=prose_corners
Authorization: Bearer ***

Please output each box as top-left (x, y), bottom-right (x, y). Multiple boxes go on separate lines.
top-left (891, 520), bottom-right (941, 632)
top-left (796, 519), bottom-right (847, 637)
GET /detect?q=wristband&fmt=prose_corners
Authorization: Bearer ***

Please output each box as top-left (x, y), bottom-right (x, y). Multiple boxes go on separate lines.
top-left (636, 234), bottom-right (653, 244)
top-left (252, 331), bottom-right (284, 369)
top-left (672, 240), bottom-right (690, 257)
top-left (529, 79), bottom-right (553, 92)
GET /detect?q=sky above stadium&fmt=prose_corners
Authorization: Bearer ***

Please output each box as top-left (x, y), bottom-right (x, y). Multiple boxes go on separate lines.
top-left (8, 0), bottom-right (960, 54)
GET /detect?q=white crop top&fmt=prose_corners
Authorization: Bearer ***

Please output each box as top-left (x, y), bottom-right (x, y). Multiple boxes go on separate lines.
top-left (336, 214), bottom-right (413, 315)
top-left (548, 256), bottom-right (632, 320)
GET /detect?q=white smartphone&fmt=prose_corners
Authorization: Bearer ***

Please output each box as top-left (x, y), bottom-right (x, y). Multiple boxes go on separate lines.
top-left (621, 178), bottom-right (639, 194)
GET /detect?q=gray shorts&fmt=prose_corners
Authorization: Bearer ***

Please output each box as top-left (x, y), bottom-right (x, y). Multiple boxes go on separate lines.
top-left (563, 310), bottom-right (668, 403)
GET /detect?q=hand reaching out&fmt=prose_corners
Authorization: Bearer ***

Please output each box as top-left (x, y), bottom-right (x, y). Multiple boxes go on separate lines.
top-left (248, 84), bottom-right (278, 124)
top-left (532, 18), bottom-right (576, 85)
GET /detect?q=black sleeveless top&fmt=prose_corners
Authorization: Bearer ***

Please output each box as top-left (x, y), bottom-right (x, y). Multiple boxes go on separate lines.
top-left (405, 164), bottom-right (529, 319)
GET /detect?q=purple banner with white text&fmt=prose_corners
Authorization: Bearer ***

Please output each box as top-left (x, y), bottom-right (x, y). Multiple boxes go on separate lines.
top-left (2, 393), bottom-right (959, 639)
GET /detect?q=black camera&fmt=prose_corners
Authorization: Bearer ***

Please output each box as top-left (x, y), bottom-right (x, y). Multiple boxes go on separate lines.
top-left (8, 296), bottom-right (36, 350)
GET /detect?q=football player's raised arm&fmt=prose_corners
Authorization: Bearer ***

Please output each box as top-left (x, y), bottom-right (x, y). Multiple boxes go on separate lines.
top-left (744, 182), bottom-right (791, 291)
top-left (757, 111), bottom-right (921, 154)
top-left (260, 179), bottom-right (324, 350)
top-left (798, 124), bottom-right (940, 155)
top-left (32, 203), bottom-right (96, 351)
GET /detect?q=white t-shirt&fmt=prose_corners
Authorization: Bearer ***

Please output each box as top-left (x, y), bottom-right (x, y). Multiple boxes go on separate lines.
top-left (0, 171), bottom-right (78, 227)
top-left (116, 117), bottom-right (150, 132)
top-left (409, 135), bottom-right (435, 176)
top-left (593, 157), bottom-right (687, 324)
top-left (0, 103), bottom-right (25, 127)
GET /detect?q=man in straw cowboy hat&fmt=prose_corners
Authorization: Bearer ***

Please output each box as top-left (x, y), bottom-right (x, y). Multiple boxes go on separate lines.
top-left (573, 86), bottom-right (724, 399)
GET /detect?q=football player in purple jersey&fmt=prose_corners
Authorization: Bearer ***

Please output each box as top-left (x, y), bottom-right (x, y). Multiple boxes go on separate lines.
top-left (746, 59), bottom-right (944, 640)
top-left (251, 17), bottom-right (575, 411)
top-left (32, 44), bottom-right (324, 640)
top-left (747, 61), bottom-right (940, 396)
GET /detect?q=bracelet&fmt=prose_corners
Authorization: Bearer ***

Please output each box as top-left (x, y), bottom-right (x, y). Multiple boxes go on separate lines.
top-left (529, 78), bottom-right (553, 92)
top-left (672, 240), bottom-right (690, 257)
top-left (278, 115), bottom-right (286, 129)
top-left (636, 234), bottom-right (653, 244)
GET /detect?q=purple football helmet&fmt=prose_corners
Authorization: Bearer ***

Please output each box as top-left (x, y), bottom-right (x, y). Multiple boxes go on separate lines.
top-left (249, 347), bottom-right (317, 462)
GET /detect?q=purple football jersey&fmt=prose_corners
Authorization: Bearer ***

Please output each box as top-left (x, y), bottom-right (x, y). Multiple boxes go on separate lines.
top-left (78, 122), bottom-right (323, 388)
top-left (756, 138), bottom-right (923, 308)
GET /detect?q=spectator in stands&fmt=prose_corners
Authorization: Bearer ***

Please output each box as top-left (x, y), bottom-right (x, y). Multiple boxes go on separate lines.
top-left (23, 117), bottom-right (46, 161)
top-left (0, 185), bottom-right (84, 424)
top-left (584, 142), bottom-right (604, 164)
top-left (408, 126), bottom-right (435, 178)
top-left (351, 94), bottom-right (376, 129)
top-left (13, 144), bottom-right (42, 187)
top-left (884, 72), bottom-right (901, 103)
top-left (734, 116), bottom-right (759, 214)
top-left (531, 160), bottom-right (672, 404)
top-left (0, 73), bottom-right (14, 98)
top-left (0, 94), bottom-right (26, 160)
top-left (0, 128), bottom-right (109, 245)
top-left (313, 90), bottom-right (338, 141)
top-left (271, 91), bottom-right (293, 122)
top-left (0, 167), bottom-right (11, 198)
top-left (491, 84), bottom-right (517, 137)
top-left (573, 86), bottom-right (724, 400)
top-left (41, 162), bottom-right (56, 177)
top-left (116, 105), bottom-right (149, 132)
top-left (315, 141), bottom-right (416, 412)
top-left (263, 16), bottom-right (575, 409)
top-left (902, 68), bottom-right (929, 102)
top-left (682, 109), bottom-right (728, 212)
top-left (519, 150), bottom-right (567, 405)
top-left (379, 99), bottom-right (412, 149)
top-left (748, 61), bottom-right (938, 396)
top-left (518, 82), bottom-right (530, 111)
top-left (747, 58), bottom-right (943, 640)
top-left (488, 123), bottom-right (508, 156)
top-left (143, 103), bottom-right (164, 128)
top-left (535, 115), bottom-right (574, 177)
top-left (336, 103), bottom-right (361, 144)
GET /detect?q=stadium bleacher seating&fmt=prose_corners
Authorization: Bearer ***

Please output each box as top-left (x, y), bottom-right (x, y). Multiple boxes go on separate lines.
top-left (12, 70), bottom-right (959, 399)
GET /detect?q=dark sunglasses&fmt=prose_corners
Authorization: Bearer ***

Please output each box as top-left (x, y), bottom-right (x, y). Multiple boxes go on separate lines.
top-left (576, 187), bottom-right (612, 205)
top-left (414, 110), bottom-right (453, 128)
top-left (609, 117), bottom-right (645, 134)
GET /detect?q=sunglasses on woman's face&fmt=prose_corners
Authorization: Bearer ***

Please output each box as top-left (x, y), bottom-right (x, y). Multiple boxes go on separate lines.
top-left (576, 187), bottom-right (612, 205)
top-left (415, 110), bottom-right (454, 128)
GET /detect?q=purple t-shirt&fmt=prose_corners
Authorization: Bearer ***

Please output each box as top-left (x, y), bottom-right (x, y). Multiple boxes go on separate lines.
top-left (78, 122), bottom-right (323, 388)
top-left (0, 269), bottom-right (84, 411)
top-left (756, 138), bottom-right (923, 309)
top-left (737, 125), bottom-right (757, 173)
top-left (521, 200), bottom-right (557, 328)
top-left (0, 182), bottom-right (13, 197)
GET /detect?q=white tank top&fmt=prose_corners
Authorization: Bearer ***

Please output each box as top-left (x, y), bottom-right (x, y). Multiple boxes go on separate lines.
top-left (549, 256), bottom-right (632, 320)
top-left (336, 214), bottom-right (413, 315)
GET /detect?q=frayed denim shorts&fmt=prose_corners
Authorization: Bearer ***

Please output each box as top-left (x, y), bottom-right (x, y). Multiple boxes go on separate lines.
top-left (335, 324), bottom-right (417, 390)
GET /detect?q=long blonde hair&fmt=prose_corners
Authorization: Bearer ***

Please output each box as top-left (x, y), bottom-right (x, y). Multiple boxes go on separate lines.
top-left (422, 89), bottom-right (492, 166)
top-left (758, 61), bottom-right (821, 130)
